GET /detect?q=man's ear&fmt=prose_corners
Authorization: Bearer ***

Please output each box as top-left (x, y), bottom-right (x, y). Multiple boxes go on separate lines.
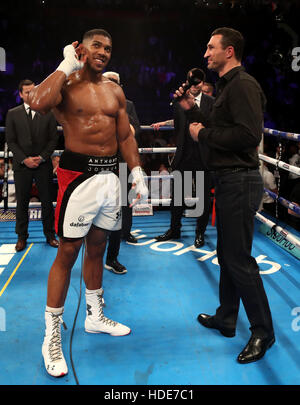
top-left (226, 46), bottom-right (234, 59)
top-left (76, 43), bottom-right (87, 62)
top-left (80, 45), bottom-right (87, 61)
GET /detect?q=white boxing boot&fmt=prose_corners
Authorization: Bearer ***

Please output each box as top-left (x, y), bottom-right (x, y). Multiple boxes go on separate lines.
top-left (42, 308), bottom-right (68, 377)
top-left (85, 288), bottom-right (131, 336)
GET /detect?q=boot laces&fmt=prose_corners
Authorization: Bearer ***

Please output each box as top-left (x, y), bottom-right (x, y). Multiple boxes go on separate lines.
top-left (48, 314), bottom-right (64, 362)
top-left (97, 294), bottom-right (117, 327)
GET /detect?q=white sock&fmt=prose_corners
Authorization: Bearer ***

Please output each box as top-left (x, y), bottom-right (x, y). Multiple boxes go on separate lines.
top-left (45, 305), bottom-right (64, 315)
top-left (85, 288), bottom-right (103, 296)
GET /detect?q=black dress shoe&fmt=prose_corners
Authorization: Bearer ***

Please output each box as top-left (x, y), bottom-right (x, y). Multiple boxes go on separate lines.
top-left (237, 334), bottom-right (275, 364)
top-left (15, 239), bottom-right (27, 252)
top-left (197, 313), bottom-right (235, 338)
top-left (105, 258), bottom-right (127, 275)
top-left (155, 229), bottom-right (181, 242)
top-left (46, 236), bottom-right (59, 248)
top-left (125, 233), bottom-right (138, 243)
top-left (194, 233), bottom-right (204, 248)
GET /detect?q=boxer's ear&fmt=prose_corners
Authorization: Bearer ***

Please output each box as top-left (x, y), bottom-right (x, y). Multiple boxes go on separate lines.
top-left (81, 46), bottom-right (88, 63)
top-left (77, 44), bottom-right (87, 62)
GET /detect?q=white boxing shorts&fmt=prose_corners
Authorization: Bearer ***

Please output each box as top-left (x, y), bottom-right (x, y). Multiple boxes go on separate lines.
top-left (55, 150), bottom-right (121, 238)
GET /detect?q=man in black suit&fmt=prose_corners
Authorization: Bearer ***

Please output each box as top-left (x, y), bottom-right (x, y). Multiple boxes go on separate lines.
top-left (153, 68), bottom-right (214, 248)
top-left (102, 71), bottom-right (141, 274)
top-left (5, 79), bottom-right (59, 251)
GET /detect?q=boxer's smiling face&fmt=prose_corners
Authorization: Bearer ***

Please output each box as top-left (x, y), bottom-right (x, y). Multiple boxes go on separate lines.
top-left (83, 34), bottom-right (112, 73)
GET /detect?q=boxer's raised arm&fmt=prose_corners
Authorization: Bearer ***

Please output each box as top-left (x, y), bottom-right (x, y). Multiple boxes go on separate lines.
top-left (28, 72), bottom-right (65, 114)
top-left (29, 42), bottom-right (85, 114)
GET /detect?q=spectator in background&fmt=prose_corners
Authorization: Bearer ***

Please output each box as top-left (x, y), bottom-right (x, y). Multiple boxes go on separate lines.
top-left (287, 181), bottom-right (300, 231)
top-left (102, 71), bottom-right (142, 274)
top-left (287, 142), bottom-right (300, 199)
top-left (153, 68), bottom-right (214, 248)
top-left (261, 157), bottom-right (278, 217)
top-left (202, 82), bottom-right (215, 97)
top-left (5, 79), bottom-right (59, 252)
top-left (0, 158), bottom-right (4, 201)
top-left (0, 158), bottom-right (16, 203)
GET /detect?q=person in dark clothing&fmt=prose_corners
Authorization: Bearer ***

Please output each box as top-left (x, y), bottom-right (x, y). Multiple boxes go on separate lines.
top-left (5, 79), bottom-right (59, 251)
top-left (102, 71), bottom-right (141, 274)
top-left (178, 27), bottom-right (275, 364)
top-left (154, 68), bottom-right (214, 248)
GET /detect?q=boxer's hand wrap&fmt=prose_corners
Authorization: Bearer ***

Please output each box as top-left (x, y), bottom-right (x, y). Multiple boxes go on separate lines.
top-left (56, 44), bottom-right (84, 77)
top-left (131, 166), bottom-right (148, 203)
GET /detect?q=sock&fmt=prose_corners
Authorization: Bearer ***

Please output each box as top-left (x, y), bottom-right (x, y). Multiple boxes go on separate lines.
top-left (46, 305), bottom-right (64, 315)
top-left (85, 287), bottom-right (103, 296)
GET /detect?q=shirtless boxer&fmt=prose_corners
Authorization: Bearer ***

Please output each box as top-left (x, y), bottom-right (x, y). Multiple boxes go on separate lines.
top-left (28, 28), bottom-right (148, 377)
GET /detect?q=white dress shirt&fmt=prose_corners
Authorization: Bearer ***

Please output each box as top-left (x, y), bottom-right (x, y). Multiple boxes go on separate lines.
top-left (24, 102), bottom-right (36, 119)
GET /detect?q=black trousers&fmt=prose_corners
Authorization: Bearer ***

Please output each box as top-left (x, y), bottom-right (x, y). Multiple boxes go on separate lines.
top-left (213, 169), bottom-right (274, 337)
top-left (170, 169), bottom-right (211, 235)
top-left (106, 205), bottom-right (133, 260)
top-left (13, 161), bottom-right (55, 239)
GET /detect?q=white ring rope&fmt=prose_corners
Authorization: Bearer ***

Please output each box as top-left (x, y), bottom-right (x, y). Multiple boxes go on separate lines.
top-left (256, 212), bottom-right (300, 250)
top-left (259, 153), bottom-right (300, 176)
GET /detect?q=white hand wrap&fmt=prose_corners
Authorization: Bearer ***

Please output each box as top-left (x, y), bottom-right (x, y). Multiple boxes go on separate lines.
top-left (131, 166), bottom-right (148, 203)
top-left (56, 44), bottom-right (84, 77)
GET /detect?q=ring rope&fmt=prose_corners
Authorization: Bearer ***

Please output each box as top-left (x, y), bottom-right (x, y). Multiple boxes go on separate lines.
top-left (256, 212), bottom-right (300, 250)
top-left (263, 127), bottom-right (300, 142)
top-left (264, 188), bottom-right (300, 216)
top-left (258, 154), bottom-right (300, 176)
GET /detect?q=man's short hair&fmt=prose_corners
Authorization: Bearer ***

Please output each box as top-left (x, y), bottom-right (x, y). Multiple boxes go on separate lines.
top-left (83, 29), bottom-right (112, 43)
top-left (204, 82), bottom-right (214, 91)
top-left (18, 79), bottom-right (34, 93)
top-left (211, 27), bottom-right (244, 62)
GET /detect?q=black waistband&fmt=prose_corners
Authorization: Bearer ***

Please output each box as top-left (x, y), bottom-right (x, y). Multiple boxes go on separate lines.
top-left (210, 167), bottom-right (258, 176)
top-left (59, 150), bottom-right (119, 175)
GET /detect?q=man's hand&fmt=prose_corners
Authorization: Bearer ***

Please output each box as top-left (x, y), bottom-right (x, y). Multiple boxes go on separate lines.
top-left (150, 121), bottom-right (167, 130)
top-left (189, 122), bottom-right (205, 142)
top-left (129, 166), bottom-right (149, 207)
top-left (23, 156), bottom-right (41, 169)
top-left (56, 41), bottom-right (86, 77)
top-left (173, 83), bottom-right (196, 111)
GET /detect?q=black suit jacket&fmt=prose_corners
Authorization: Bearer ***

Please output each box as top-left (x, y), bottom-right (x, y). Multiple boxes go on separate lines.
top-left (172, 93), bottom-right (214, 170)
top-left (126, 99), bottom-right (141, 147)
top-left (5, 104), bottom-right (58, 171)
